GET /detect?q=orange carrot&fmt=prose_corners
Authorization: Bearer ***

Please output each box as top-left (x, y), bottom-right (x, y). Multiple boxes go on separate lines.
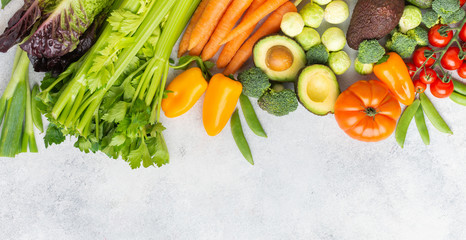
top-left (216, 0), bottom-right (266, 68)
top-left (200, 0), bottom-right (254, 61)
top-left (223, 1), bottom-right (297, 75)
top-left (189, 41), bottom-right (205, 56)
top-left (178, 0), bottom-right (210, 58)
top-left (188, 0), bottom-right (233, 51)
top-left (221, 0), bottom-right (288, 45)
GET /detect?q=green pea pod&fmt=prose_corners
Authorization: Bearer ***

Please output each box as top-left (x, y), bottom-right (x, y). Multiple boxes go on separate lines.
top-left (414, 106), bottom-right (430, 145)
top-left (395, 99), bottom-right (420, 148)
top-left (450, 92), bottom-right (466, 106)
top-left (452, 79), bottom-right (466, 96)
top-left (231, 109), bottom-right (254, 165)
top-left (420, 93), bottom-right (453, 134)
top-left (239, 94), bottom-right (267, 138)
top-left (31, 85), bottom-right (44, 132)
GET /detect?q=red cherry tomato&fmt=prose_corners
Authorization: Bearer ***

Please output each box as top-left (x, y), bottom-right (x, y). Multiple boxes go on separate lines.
top-left (458, 62), bottom-right (466, 78)
top-left (419, 68), bottom-right (438, 84)
top-left (461, 0), bottom-right (466, 6)
top-left (460, 23), bottom-right (466, 42)
top-left (413, 79), bottom-right (427, 94)
top-left (413, 47), bottom-right (436, 68)
top-left (429, 24), bottom-right (453, 48)
top-left (430, 77), bottom-right (454, 98)
top-left (406, 63), bottom-right (417, 78)
top-left (441, 47), bottom-right (463, 71)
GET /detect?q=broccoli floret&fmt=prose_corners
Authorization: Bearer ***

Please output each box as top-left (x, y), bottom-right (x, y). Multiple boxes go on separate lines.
top-left (407, 26), bottom-right (429, 46)
top-left (357, 40), bottom-right (386, 64)
top-left (238, 67), bottom-right (271, 98)
top-left (422, 9), bottom-right (440, 28)
top-left (440, 8), bottom-right (466, 24)
top-left (306, 44), bottom-right (329, 65)
top-left (386, 31), bottom-right (418, 58)
top-left (432, 0), bottom-right (460, 18)
top-left (258, 85), bottom-right (298, 116)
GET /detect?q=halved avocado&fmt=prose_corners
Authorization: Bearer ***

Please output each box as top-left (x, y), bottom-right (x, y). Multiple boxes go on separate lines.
top-left (253, 35), bottom-right (306, 82)
top-left (296, 65), bottom-right (340, 115)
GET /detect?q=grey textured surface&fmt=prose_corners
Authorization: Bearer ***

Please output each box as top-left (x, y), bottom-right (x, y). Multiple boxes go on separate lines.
top-left (1, 1), bottom-right (466, 239)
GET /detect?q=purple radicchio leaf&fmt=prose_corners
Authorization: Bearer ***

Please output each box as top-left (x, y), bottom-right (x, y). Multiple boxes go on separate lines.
top-left (21, 0), bottom-right (111, 58)
top-left (0, 0), bottom-right (41, 53)
top-left (29, 18), bottom-right (99, 75)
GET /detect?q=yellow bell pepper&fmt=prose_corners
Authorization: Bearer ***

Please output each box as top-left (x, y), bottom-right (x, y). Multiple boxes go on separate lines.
top-left (162, 67), bottom-right (208, 118)
top-left (203, 74), bottom-right (243, 136)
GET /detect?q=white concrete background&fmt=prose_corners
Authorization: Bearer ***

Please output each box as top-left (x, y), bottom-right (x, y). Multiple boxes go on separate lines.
top-left (1, 1), bottom-right (466, 239)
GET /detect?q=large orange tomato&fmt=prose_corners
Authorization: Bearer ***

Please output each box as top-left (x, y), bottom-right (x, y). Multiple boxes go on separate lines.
top-left (334, 80), bottom-right (401, 142)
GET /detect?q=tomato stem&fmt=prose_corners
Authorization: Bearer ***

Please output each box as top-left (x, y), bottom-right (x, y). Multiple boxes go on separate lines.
top-left (412, 18), bottom-right (466, 78)
top-left (364, 107), bottom-right (378, 117)
top-left (431, 18), bottom-right (466, 69)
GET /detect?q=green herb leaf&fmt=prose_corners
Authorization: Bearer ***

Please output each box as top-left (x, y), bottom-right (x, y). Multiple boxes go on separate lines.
top-left (44, 124), bottom-right (66, 148)
top-left (101, 101), bottom-right (129, 123)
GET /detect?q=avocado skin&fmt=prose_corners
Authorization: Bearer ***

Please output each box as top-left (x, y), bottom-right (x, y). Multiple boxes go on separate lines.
top-left (347, 0), bottom-right (405, 50)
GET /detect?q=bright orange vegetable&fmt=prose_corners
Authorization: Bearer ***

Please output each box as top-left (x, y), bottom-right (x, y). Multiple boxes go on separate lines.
top-left (216, 0), bottom-right (266, 68)
top-left (162, 68), bottom-right (208, 118)
top-left (178, 0), bottom-right (210, 57)
top-left (223, 1), bottom-right (296, 75)
top-left (334, 80), bottom-right (402, 142)
top-left (221, 0), bottom-right (288, 45)
top-left (188, 0), bottom-right (232, 50)
top-left (201, 0), bottom-right (253, 61)
top-left (373, 52), bottom-right (415, 106)
top-left (203, 74), bottom-right (243, 136)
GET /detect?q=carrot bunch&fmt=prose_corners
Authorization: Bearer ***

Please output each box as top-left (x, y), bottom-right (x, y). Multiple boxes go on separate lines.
top-left (178, 0), bottom-right (297, 75)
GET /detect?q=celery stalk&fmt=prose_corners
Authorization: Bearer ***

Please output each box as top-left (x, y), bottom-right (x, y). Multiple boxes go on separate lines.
top-left (75, 0), bottom-right (176, 134)
top-left (142, 0), bottom-right (201, 122)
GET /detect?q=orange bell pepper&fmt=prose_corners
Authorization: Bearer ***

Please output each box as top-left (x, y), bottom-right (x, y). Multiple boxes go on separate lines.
top-left (374, 52), bottom-right (415, 106)
top-left (162, 68), bottom-right (208, 118)
top-left (203, 74), bottom-right (243, 136)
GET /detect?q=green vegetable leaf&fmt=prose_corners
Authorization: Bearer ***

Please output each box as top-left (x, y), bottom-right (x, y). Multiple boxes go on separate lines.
top-left (40, 73), bottom-right (57, 91)
top-left (109, 134), bottom-right (126, 146)
top-left (101, 101), bottom-right (129, 123)
top-left (127, 140), bottom-right (151, 169)
top-left (121, 80), bottom-right (136, 100)
top-left (74, 136), bottom-right (99, 154)
top-left (44, 124), bottom-right (66, 148)
top-left (108, 9), bottom-right (144, 35)
top-left (101, 86), bottom-right (124, 110)
top-left (153, 133), bottom-right (169, 167)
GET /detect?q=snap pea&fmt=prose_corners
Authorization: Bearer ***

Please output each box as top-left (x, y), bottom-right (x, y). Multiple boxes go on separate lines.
top-left (231, 109), bottom-right (254, 165)
top-left (450, 92), bottom-right (466, 106)
top-left (414, 106), bottom-right (430, 145)
top-left (239, 94), bottom-right (267, 138)
top-left (420, 93), bottom-right (453, 134)
top-left (395, 99), bottom-right (420, 148)
top-left (31, 85), bottom-right (43, 132)
top-left (452, 79), bottom-right (466, 96)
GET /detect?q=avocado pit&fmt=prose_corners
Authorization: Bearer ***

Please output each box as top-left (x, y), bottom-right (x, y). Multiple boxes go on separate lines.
top-left (266, 45), bottom-right (294, 72)
top-left (253, 35), bottom-right (306, 82)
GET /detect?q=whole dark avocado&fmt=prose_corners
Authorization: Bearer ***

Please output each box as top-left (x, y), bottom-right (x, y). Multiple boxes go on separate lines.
top-left (347, 0), bottom-right (405, 50)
